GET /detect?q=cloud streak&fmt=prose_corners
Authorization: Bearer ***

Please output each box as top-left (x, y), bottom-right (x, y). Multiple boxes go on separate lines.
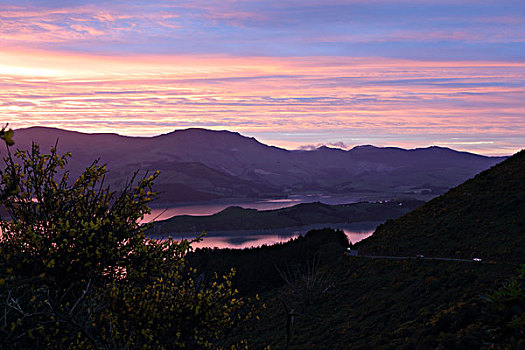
top-left (1, 1), bottom-right (524, 58)
top-left (1, 48), bottom-right (523, 155)
top-left (0, 1), bottom-right (523, 155)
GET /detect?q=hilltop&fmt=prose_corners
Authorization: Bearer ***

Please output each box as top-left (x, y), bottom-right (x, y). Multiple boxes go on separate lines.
top-left (12, 126), bottom-right (505, 204)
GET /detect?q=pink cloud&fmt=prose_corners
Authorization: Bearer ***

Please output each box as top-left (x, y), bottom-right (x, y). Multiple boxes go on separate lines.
top-left (0, 45), bottom-right (523, 155)
top-left (70, 24), bottom-right (105, 36)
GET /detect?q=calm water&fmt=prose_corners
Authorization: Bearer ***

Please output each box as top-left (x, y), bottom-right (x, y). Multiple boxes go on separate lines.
top-left (151, 221), bottom-right (381, 249)
top-left (145, 194), bottom-right (366, 222)
top-left (145, 196), bottom-right (381, 249)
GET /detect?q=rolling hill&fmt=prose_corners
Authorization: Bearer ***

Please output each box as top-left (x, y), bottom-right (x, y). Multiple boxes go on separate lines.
top-left (11, 127), bottom-right (505, 204)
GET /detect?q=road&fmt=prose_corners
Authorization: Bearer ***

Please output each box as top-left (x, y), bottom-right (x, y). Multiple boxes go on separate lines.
top-left (350, 254), bottom-right (483, 263)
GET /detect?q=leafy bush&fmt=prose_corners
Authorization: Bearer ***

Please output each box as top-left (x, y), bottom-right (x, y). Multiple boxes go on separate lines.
top-left (0, 124), bottom-right (14, 146)
top-left (0, 144), bottom-right (256, 349)
top-left (482, 264), bottom-right (525, 349)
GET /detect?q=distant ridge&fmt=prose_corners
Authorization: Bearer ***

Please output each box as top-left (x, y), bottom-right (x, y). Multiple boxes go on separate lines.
top-left (11, 126), bottom-right (506, 204)
top-left (14, 126), bottom-right (501, 156)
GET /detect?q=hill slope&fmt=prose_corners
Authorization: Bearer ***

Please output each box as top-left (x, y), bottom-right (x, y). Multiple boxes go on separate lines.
top-left (12, 127), bottom-right (505, 203)
top-left (219, 150), bottom-right (524, 349)
top-left (357, 149), bottom-right (525, 263)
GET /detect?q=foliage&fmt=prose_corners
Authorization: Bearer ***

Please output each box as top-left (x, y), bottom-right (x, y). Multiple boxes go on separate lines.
top-left (190, 228), bottom-right (348, 295)
top-left (483, 264), bottom-right (525, 349)
top-left (0, 144), bottom-right (256, 349)
top-left (357, 149), bottom-right (525, 263)
top-left (276, 256), bottom-right (335, 349)
top-left (243, 256), bottom-right (515, 349)
top-left (0, 124), bottom-right (14, 147)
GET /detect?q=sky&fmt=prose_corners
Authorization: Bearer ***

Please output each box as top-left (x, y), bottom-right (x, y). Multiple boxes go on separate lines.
top-left (0, 0), bottom-right (524, 155)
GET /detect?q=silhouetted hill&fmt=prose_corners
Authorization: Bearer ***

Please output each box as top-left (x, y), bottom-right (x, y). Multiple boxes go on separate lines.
top-left (357, 149), bottom-right (525, 263)
top-left (152, 200), bottom-right (424, 234)
top-left (241, 254), bottom-right (513, 349)
top-left (12, 127), bottom-right (506, 203)
top-left (217, 150), bottom-right (524, 349)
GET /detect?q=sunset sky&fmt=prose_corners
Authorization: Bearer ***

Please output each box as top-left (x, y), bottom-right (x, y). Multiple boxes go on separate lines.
top-left (1, 0), bottom-right (524, 155)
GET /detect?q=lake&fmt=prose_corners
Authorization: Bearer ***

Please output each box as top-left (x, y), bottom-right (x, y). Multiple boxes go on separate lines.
top-left (145, 194), bottom-right (368, 222)
top-left (150, 221), bottom-right (381, 249)
top-left (145, 196), bottom-right (383, 249)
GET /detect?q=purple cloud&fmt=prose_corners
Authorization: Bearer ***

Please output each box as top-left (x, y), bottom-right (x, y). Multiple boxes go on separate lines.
top-left (0, 0), bottom-right (524, 59)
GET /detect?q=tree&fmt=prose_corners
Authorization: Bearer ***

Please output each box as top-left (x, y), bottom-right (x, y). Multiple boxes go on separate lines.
top-left (0, 144), bottom-right (256, 349)
top-left (276, 255), bottom-right (334, 349)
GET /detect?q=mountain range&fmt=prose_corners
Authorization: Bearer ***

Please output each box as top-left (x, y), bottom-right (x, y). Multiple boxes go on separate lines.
top-left (11, 127), bottom-right (506, 204)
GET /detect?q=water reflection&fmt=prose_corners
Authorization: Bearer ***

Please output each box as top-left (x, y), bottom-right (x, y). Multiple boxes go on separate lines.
top-left (152, 221), bottom-right (380, 249)
top-left (145, 195), bottom-right (364, 222)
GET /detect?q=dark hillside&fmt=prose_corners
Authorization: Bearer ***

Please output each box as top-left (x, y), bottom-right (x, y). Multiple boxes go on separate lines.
top-left (244, 257), bottom-right (513, 349)
top-left (357, 149), bottom-right (525, 263)
top-left (225, 151), bottom-right (524, 349)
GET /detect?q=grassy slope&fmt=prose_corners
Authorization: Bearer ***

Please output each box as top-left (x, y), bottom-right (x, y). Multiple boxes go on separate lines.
top-left (357, 149), bottom-right (525, 263)
top-left (234, 150), bottom-right (524, 349)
